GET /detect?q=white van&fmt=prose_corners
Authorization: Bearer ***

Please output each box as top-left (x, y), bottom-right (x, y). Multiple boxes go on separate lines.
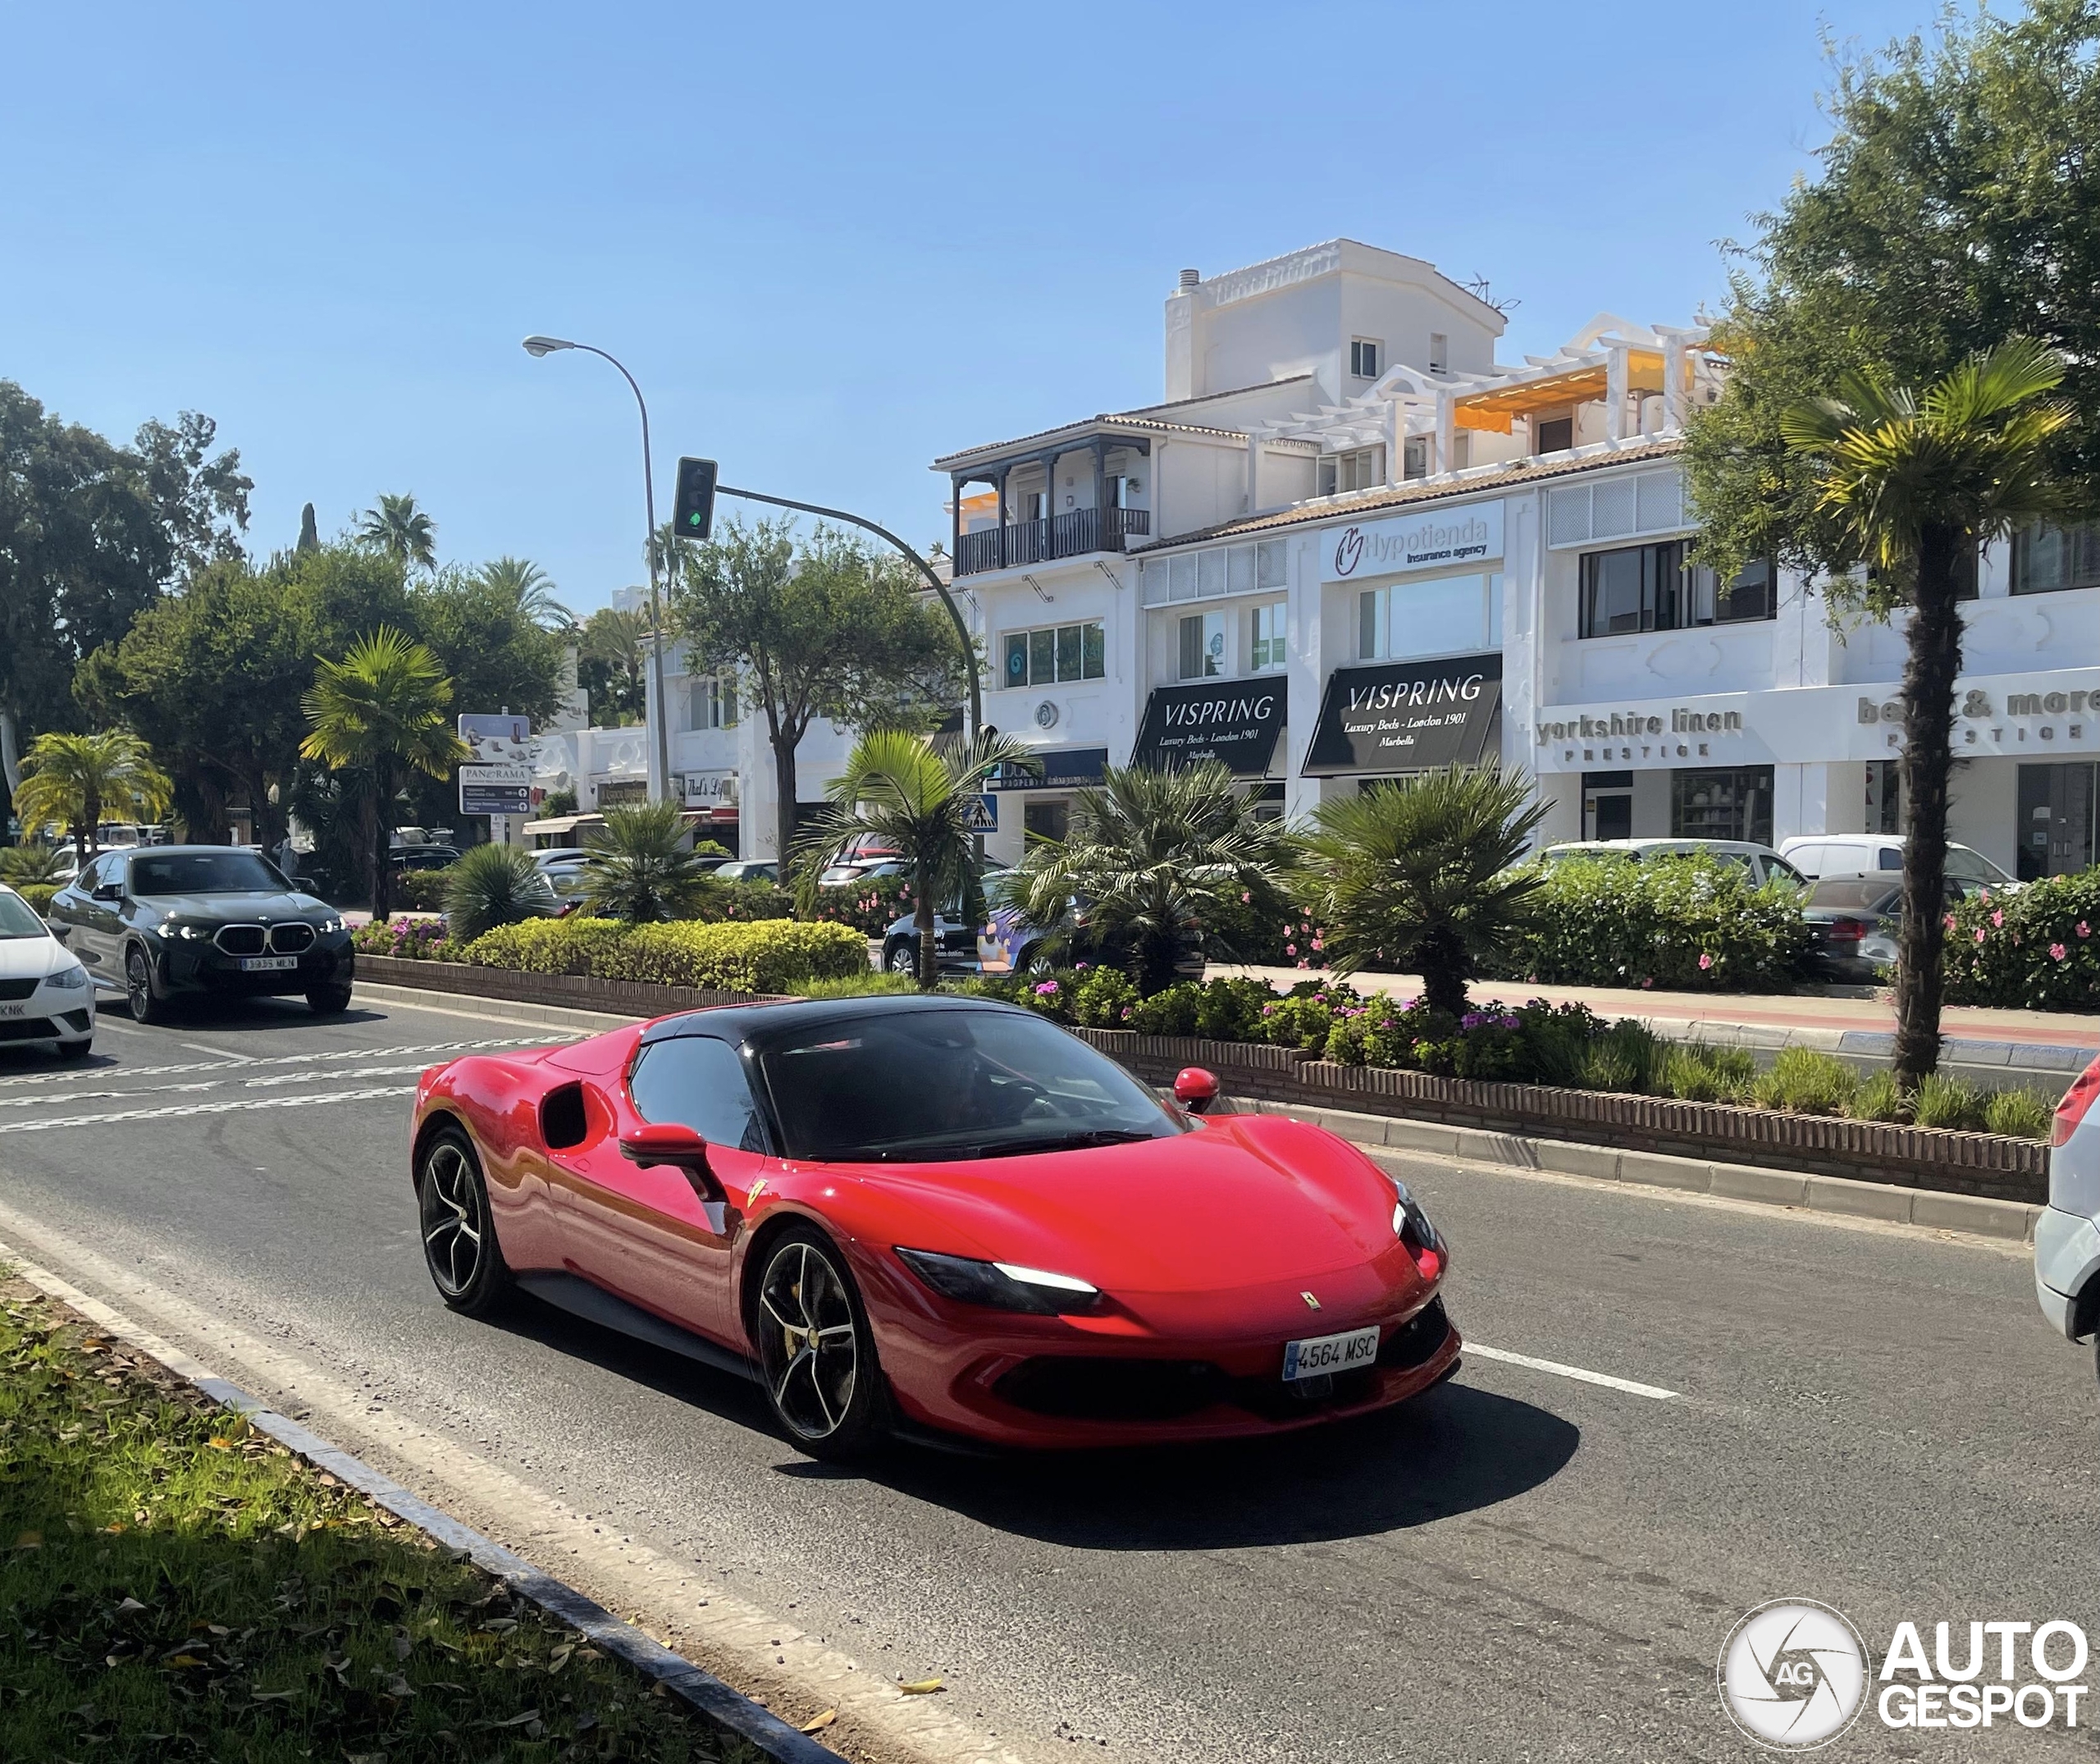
top-left (1778, 834), bottom-right (2017, 892)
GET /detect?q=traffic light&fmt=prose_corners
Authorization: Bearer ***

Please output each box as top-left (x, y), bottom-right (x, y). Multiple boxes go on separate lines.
top-left (673, 456), bottom-right (717, 541)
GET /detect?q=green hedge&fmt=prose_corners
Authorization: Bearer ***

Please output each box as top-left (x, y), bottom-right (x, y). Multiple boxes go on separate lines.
top-left (15, 884), bottom-right (57, 917)
top-left (1942, 869), bottom-right (2100, 1011)
top-left (1492, 854), bottom-right (1810, 992)
top-left (460, 915), bottom-right (867, 994)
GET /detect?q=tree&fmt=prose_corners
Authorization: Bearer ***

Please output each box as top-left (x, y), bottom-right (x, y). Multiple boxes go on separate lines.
top-left (357, 493), bottom-right (438, 572)
top-left (12, 731), bottom-right (173, 866)
top-left (444, 842), bottom-right (556, 943)
top-left (300, 628), bottom-right (468, 919)
top-left (1291, 764), bottom-right (1548, 1018)
top-left (803, 729), bottom-right (1039, 986)
top-left (477, 557), bottom-right (575, 630)
top-left (578, 606), bottom-right (650, 725)
top-left (0, 382), bottom-right (249, 797)
top-left (1007, 761), bottom-right (1294, 995)
top-left (579, 801), bottom-right (713, 922)
top-left (297, 503), bottom-right (320, 553)
top-left (1778, 343), bottom-right (2071, 1081)
top-left (671, 518), bottom-right (974, 861)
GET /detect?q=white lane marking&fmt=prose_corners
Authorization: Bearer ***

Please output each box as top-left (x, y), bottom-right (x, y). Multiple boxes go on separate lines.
top-left (185, 1040), bottom-right (256, 1064)
top-left (0, 1035), bottom-right (576, 1089)
top-left (242, 1064), bottom-right (438, 1088)
top-left (0, 1085), bottom-right (413, 1134)
top-left (0, 1080), bottom-right (227, 1109)
top-left (1465, 1343), bottom-right (1679, 1401)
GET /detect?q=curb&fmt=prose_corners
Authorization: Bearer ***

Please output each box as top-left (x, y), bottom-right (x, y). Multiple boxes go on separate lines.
top-left (0, 1241), bottom-right (841, 1764)
top-left (353, 977), bottom-right (638, 1034)
top-left (1239, 1097), bottom-right (2045, 1244)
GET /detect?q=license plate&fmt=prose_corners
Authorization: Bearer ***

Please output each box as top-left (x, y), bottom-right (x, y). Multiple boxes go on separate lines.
top-left (238, 955), bottom-right (298, 972)
top-left (0, 1003), bottom-right (25, 1018)
top-left (1282, 1325), bottom-right (1381, 1382)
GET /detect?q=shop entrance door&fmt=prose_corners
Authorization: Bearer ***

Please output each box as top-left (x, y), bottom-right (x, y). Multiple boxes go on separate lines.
top-left (1582, 770), bottom-right (1633, 840)
top-left (2016, 763), bottom-right (2096, 881)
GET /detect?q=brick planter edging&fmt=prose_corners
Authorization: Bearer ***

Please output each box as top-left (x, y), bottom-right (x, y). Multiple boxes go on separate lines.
top-left (1072, 1027), bottom-right (2047, 1204)
top-left (354, 953), bottom-right (787, 1017)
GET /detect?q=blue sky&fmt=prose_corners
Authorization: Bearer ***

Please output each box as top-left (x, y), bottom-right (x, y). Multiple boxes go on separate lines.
top-left (3, 0), bottom-right (1947, 616)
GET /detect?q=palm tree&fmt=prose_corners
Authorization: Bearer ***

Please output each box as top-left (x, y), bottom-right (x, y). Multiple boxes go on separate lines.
top-left (579, 801), bottom-right (714, 922)
top-left (1008, 761), bottom-right (1294, 996)
top-left (300, 628), bottom-right (469, 920)
top-left (0, 843), bottom-right (71, 886)
top-left (579, 606), bottom-right (651, 724)
top-left (1780, 339), bottom-right (2072, 1083)
top-left (444, 841), bottom-right (556, 943)
top-left (357, 492), bottom-right (438, 572)
top-left (11, 731), bottom-right (173, 866)
top-left (804, 730), bottom-right (1040, 987)
top-left (478, 556), bottom-right (576, 630)
top-left (1292, 764), bottom-right (1547, 1018)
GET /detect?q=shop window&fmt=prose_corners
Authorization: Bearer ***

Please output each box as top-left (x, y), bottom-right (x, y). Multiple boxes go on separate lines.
top-left (1582, 770), bottom-right (1633, 841)
top-left (1350, 339), bottom-right (1381, 379)
top-left (2011, 521), bottom-right (2100, 595)
top-left (1023, 799), bottom-right (1069, 844)
top-left (1864, 760), bottom-right (1902, 834)
top-left (1318, 447), bottom-right (1385, 496)
top-left (2017, 763), bottom-right (2097, 881)
top-left (1178, 612), bottom-right (1225, 679)
top-left (1670, 765), bottom-right (1774, 848)
top-left (1002, 621), bottom-right (1106, 688)
top-left (1249, 601), bottom-right (1287, 672)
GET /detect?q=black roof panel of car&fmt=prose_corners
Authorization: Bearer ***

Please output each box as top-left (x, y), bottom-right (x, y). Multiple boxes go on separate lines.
top-left (639, 990), bottom-right (1026, 1049)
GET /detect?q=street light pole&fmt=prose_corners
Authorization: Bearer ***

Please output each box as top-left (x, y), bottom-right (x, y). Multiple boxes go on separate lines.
top-left (522, 336), bottom-right (674, 807)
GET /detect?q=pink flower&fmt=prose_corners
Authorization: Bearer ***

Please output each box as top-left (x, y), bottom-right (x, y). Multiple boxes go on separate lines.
top-left (1285, 944), bottom-right (1298, 957)
top-left (1310, 937), bottom-right (1324, 952)
top-left (1296, 958), bottom-right (1310, 969)
top-left (1641, 978), bottom-right (1654, 989)
top-left (1697, 953), bottom-right (1714, 971)
top-left (1991, 909), bottom-right (2005, 927)
top-left (2081, 922), bottom-right (2092, 939)
top-left (1281, 923), bottom-right (1294, 936)
top-left (1974, 929), bottom-right (1987, 944)
top-left (1240, 890), bottom-right (1251, 903)
top-left (1943, 912), bottom-right (1957, 931)
top-left (1033, 980), bottom-right (1059, 996)
top-left (2052, 943), bottom-right (2069, 961)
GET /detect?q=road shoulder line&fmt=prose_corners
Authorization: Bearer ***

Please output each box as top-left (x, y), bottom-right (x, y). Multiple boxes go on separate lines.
top-left (0, 1238), bottom-right (842, 1764)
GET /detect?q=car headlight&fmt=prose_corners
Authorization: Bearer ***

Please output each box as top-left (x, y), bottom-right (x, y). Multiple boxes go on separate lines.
top-left (1388, 1177), bottom-right (1445, 1274)
top-left (161, 920), bottom-right (209, 940)
top-left (43, 962), bottom-right (88, 989)
top-left (894, 1247), bottom-right (1100, 1314)
top-left (315, 916), bottom-right (345, 935)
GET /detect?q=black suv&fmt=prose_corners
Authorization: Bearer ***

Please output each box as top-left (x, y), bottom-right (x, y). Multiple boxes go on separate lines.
top-left (47, 846), bottom-right (355, 1023)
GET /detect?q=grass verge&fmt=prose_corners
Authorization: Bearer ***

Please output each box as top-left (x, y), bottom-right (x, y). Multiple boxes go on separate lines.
top-left (0, 1277), bottom-right (769, 1762)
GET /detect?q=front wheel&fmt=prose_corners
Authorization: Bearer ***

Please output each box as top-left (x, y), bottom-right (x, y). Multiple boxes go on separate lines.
top-left (125, 947), bottom-right (170, 1026)
top-left (751, 1227), bottom-right (885, 1460)
top-left (55, 1039), bottom-right (92, 1062)
top-left (307, 984), bottom-right (354, 1014)
top-left (417, 1125), bottom-right (512, 1317)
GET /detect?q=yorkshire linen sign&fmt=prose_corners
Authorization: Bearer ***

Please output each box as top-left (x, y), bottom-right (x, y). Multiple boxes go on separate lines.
top-left (1322, 500), bottom-right (1504, 582)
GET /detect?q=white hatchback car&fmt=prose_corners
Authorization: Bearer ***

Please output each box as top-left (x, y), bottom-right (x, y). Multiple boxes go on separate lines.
top-left (2034, 1058), bottom-right (2100, 1377)
top-left (0, 884), bottom-right (94, 1058)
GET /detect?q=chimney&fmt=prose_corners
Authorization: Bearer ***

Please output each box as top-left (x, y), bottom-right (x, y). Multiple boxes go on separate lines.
top-left (1179, 267), bottom-right (1200, 290)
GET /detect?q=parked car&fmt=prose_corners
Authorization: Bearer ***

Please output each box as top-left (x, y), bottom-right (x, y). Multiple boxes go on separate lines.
top-left (390, 843), bottom-right (461, 875)
top-left (2034, 1053), bottom-right (2100, 1380)
top-left (821, 857), bottom-right (911, 888)
top-left (1537, 839), bottom-right (1806, 891)
top-left (1780, 834), bottom-right (2018, 892)
top-left (0, 884), bottom-right (94, 1058)
top-left (409, 993), bottom-right (1458, 1456)
top-left (881, 885), bottom-right (1202, 983)
top-left (531, 846), bottom-right (592, 902)
top-left (45, 845), bottom-right (354, 1023)
top-left (713, 860), bottom-right (778, 885)
top-left (1794, 875), bottom-right (1971, 980)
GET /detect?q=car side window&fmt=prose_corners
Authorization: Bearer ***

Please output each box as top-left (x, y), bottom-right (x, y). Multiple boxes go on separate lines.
top-left (80, 856), bottom-right (115, 894)
top-left (1767, 857), bottom-right (1806, 889)
top-left (628, 1035), bottom-right (769, 1153)
top-left (1878, 848), bottom-right (1904, 871)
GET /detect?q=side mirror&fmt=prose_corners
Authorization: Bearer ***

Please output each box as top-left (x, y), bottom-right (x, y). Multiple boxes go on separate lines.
top-left (1173, 1067), bottom-right (1221, 1115)
top-left (620, 1122), bottom-right (713, 1171)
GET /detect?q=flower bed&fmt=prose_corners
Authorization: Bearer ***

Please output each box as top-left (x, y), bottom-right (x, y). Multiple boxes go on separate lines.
top-left (463, 916), bottom-right (868, 994)
top-left (1943, 870), bottom-right (2100, 1010)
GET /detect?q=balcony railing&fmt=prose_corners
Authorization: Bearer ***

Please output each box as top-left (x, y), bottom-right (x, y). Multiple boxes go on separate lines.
top-left (954, 505), bottom-right (1151, 578)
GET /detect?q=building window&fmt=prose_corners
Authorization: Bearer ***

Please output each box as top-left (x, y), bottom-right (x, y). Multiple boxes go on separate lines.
top-left (1582, 542), bottom-right (1778, 638)
top-left (1107, 473), bottom-right (1138, 509)
top-left (1147, 537), bottom-right (1286, 606)
top-left (1402, 435), bottom-right (1431, 481)
top-left (2017, 763), bottom-right (2098, 880)
top-left (1002, 621), bottom-right (1106, 688)
top-left (1358, 573), bottom-right (1501, 661)
top-left (1023, 799), bottom-right (1069, 844)
top-left (1428, 332), bottom-right (1449, 374)
top-left (1535, 414), bottom-right (1575, 455)
top-left (2011, 521), bottom-right (2100, 595)
top-left (1249, 601), bottom-right (1286, 672)
top-left (1178, 612), bottom-right (1225, 679)
top-left (689, 676), bottom-right (737, 729)
top-left (1317, 447), bottom-right (1385, 496)
top-left (1671, 765), bottom-right (1774, 847)
top-left (1350, 339), bottom-right (1381, 379)
top-left (1025, 490), bottom-right (1049, 522)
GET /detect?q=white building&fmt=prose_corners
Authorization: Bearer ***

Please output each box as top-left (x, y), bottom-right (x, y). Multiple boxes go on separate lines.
top-left (929, 236), bottom-right (2100, 883)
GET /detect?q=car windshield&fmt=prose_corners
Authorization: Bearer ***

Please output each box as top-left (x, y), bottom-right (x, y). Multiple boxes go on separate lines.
top-left (0, 892), bottom-right (47, 939)
top-left (757, 1007), bottom-right (1182, 1163)
top-left (1806, 880), bottom-right (1898, 912)
top-left (130, 852), bottom-right (289, 895)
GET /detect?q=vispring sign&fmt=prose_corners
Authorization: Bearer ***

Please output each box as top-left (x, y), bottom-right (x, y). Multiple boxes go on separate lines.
top-left (1323, 500), bottom-right (1504, 582)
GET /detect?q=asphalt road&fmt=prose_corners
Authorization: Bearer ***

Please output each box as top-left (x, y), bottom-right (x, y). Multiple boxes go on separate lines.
top-left (1, 986), bottom-right (2095, 1762)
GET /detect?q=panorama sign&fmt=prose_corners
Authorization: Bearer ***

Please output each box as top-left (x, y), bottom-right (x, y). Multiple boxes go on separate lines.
top-left (1322, 500), bottom-right (1504, 582)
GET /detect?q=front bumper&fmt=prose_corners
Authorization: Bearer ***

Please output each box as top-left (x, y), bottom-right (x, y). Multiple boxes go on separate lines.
top-left (2034, 1206), bottom-right (2100, 1339)
top-left (152, 938), bottom-right (354, 998)
top-left (0, 994), bottom-right (94, 1044)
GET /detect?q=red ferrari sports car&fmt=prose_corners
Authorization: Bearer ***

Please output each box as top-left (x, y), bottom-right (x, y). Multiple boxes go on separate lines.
top-left (409, 994), bottom-right (1459, 1457)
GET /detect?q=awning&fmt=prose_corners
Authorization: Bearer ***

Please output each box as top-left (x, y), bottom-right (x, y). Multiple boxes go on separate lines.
top-left (993, 747), bottom-right (1109, 792)
top-left (1303, 653), bottom-right (1502, 775)
top-left (523, 814), bottom-right (588, 836)
top-left (1130, 679), bottom-right (1285, 776)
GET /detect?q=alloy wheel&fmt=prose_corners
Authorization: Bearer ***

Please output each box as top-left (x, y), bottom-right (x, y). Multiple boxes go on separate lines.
top-left (125, 950), bottom-right (153, 1021)
top-left (885, 943), bottom-right (916, 974)
top-left (756, 1239), bottom-right (860, 1442)
top-left (420, 1140), bottom-right (486, 1298)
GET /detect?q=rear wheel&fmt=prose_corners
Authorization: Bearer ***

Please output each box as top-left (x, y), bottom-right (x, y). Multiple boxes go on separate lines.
top-left (124, 946), bottom-right (170, 1026)
top-left (417, 1125), bottom-right (511, 1317)
top-left (883, 940), bottom-right (916, 974)
top-left (307, 984), bottom-right (353, 1014)
top-left (751, 1227), bottom-right (885, 1460)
